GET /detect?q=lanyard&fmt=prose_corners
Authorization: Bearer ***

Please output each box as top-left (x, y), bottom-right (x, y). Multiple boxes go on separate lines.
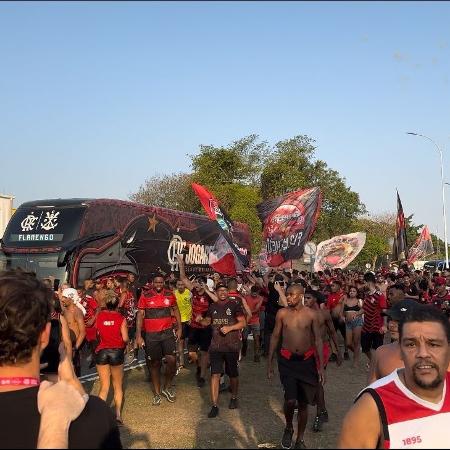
top-left (0, 377), bottom-right (40, 386)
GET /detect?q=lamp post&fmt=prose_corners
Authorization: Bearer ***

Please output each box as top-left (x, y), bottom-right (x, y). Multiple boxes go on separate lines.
top-left (407, 132), bottom-right (449, 268)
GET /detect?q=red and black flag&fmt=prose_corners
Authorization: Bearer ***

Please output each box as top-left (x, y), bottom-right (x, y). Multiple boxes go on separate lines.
top-left (257, 187), bottom-right (322, 267)
top-left (191, 183), bottom-right (248, 275)
top-left (407, 225), bottom-right (434, 264)
top-left (394, 190), bottom-right (409, 262)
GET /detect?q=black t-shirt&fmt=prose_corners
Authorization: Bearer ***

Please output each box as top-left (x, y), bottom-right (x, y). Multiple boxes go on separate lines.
top-left (207, 299), bottom-right (244, 353)
top-left (265, 282), bottom-right (282, 318)
top-left (0, 386), bottom-right (122, 449)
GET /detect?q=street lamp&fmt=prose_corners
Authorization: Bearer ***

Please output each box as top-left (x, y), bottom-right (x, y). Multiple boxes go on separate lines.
top-left (407, 132), bottom-right (449, 269)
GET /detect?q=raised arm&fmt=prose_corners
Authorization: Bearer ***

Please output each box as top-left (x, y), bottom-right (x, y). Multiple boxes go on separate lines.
top-left (274, 281), bottom-right (288, 307)
top-left (176, 254), bottom-right (194, 291)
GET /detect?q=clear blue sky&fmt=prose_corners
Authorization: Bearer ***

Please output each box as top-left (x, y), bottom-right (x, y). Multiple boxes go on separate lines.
top-left (1, 1), bottom-right (450, 240)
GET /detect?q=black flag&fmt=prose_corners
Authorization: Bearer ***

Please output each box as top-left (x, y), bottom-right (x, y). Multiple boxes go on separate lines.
top-left (395, 191), bottom-right (408, 261)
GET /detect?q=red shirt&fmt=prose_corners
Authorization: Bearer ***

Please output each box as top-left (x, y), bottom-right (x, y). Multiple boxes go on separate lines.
top-left (190, 289), bottom-right (212, 329)
top-left (244, 294), bottom-right (263, 325)
top-left (138, 289), bottom-right (176, 334)
top-left (362, 290), bottom-right (387, 333)
top-left (327, 291), bottom-right (344, 310)
top-left (81, 295), bottom-right (98, 342)
top-left (95, 310), bottom-right (125, 352)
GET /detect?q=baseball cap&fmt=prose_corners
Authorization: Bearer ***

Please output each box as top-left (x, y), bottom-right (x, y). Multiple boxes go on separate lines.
top-left (435, 276), bottom-right (447, 286)
top-left (216, 283), bottom-right (227, 290)
top-left (386, 299), bottom-right (420, 321)
top-left (62, 288), bottom-right (80, 302)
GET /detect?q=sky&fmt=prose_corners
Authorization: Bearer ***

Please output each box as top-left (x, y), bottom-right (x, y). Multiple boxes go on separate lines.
top-left (1, 1), bottom-right (450, 240)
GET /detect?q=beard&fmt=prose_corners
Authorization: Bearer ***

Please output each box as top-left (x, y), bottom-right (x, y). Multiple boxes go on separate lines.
top-left (412, 365), bottom-right (443, 389)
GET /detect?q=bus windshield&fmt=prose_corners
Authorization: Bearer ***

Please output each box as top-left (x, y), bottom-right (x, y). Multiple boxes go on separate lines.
top-left (0, 253), bottom-right (67, 285)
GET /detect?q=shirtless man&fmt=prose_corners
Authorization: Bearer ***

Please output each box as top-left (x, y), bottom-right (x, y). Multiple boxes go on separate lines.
top-left (60, 288), bottom-right (86, 376)
top-left (304, 289), bottom-right (342, 432)
top-left (368, 299), bottom-right (418, 383)
top-left (267, 284), bottom-right (324, 449)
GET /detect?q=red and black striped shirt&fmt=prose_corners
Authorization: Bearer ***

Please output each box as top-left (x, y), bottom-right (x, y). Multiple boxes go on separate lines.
top-left (138, 289), bottom-right (176, 338)
top-left (362, 290), bottom-right (387, 333)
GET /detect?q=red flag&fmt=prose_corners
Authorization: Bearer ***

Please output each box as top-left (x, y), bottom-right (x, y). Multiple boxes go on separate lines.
top-left (208, 234), bottom-right (245, 276)
top-left (394, 191), bottom-right (408, 261)
top-left (407, 226), bottom-right (434, 264)
top-left (192, 182), bottom-right (248, 273)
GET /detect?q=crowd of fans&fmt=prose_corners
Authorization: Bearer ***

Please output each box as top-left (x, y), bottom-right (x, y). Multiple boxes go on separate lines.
top-left (2, 259), bottom-right (450, 448)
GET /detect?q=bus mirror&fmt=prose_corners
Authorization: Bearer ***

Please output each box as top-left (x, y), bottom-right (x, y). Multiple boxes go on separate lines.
top-left (57, 251), bottom-right (68, 267)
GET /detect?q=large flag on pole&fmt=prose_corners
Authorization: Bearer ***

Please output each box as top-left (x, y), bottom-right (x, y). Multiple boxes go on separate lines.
top-left (191, 183), bottom-right (248, 274)
top-left (394, 190), bottom-right (409, 262)
top-left (407, 226), bottom-right (434, 264)
top-left (257, 187), bottom-right (321, 267)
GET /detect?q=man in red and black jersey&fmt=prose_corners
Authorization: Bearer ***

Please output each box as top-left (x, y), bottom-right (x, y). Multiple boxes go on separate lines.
top-left (431, 276), bottom-right (450, 317)
top-left (78, 286), bottom-right (100, 368)
top-left (361, 272), bottom-right (388, 363)
top-left (136, 275), bottom-right (182, 406)
top-left (176, 255), bottom-right (216, 388)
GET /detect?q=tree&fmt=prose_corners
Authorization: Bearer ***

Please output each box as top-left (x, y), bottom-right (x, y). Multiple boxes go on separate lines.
top-left (129, 172), bottom-right (199, 212)
top-left (189, 136), bottom-right (268, 252)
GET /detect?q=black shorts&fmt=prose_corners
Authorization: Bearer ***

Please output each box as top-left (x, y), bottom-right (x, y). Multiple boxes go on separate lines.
top-left (188, 327), bottom-right (212, 352)
top-left (144, 334), bottom-right (176, 361)
top-left (95, 348), bottom-right (125, 366)
top-left (181, 322), bottom-right (190, 340)
top-left (277, 354), bottom-right (319, 406)
top-left (209, 351), bottom-right (239, 378)
top-left (361, 331), bottom-right (384, 353)
top-left (128, 326), bottom-right (136, 341)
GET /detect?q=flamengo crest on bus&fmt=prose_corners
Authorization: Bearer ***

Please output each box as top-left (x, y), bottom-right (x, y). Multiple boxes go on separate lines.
top-left (20, 210), bottom-right (60, 232)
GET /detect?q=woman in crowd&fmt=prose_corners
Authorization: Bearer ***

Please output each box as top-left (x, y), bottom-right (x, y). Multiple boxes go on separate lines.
top-left (95, 290), bottom-right (129, 424)
top-left (339, 285), bottom-right (364, 368)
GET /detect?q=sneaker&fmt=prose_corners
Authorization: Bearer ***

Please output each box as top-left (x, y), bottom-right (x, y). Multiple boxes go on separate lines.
top-left (175, 365), bottom-right (184, 376)
top-left (152, 394), bottom-right (162, 406)
top-left (125, 353), bottom-right (135, 365)
top-left (281, 428), bottom-right (294, 449)
top-left (312, 415), bottom-right (323, 432)
top-left (229, 397), bottom-right (239, 409)
top-left (319, 410), bottom-right (329, 423)
top-left (293, 440), bottom-right (307, 449)
top-left (197, 377), bottom-right (206, 388)
top-left (344, 351), bottom-right (350, 361)
top-left (161, 387), bottom-right (176, 403)
top-left (208, 405), bottom-right (219, 418)
top-left (328, 353), bottom-right (337, 363)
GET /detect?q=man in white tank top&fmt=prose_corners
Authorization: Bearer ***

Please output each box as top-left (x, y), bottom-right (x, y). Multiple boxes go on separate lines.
top-left (338, 305), bottom-right (450, 449)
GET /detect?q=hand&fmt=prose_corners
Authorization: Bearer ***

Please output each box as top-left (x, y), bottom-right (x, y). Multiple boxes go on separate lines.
top-left (176, 328), bottom-right (182, 341)
top-left (136, 335), bottom-right (145, 348)
top-left (38, 380), bottom-right (88, 422)
top-left (267, 364), bottom-right (274, 380)
top-left (274, 281), bottom-right (283, 292)
top-left (195, 315), bottom-right (203, 323)
top-left (318, 369), bottom-right (326, 385)
top-left (220, 326), bottom-right (230, 335)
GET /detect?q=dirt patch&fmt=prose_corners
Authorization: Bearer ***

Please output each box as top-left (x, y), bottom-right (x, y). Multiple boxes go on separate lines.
top-left (88, 350), bottom-right (368, 448)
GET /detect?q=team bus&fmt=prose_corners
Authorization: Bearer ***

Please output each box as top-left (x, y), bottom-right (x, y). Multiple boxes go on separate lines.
top-left (0, 198), bottom-right (251, 288)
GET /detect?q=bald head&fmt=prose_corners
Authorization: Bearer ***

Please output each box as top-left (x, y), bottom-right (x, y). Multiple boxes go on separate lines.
top-left (286, 283), bottom-right (304, 307)
top-left (287, 284), bottom-right (304, 295)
